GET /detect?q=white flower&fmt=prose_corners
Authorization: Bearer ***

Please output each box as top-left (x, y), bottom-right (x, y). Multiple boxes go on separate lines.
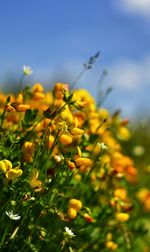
top-left (98, 142), bottom-right (108, 150)
top-left (64, 226), bottom-right (75, 237)
top-left (53, 155), bottom-right (63, 163)
top-left (5, 210), bottom-right (21, 220)
top-left (23, 65), bottom-right (33, 76)
top-left (30, 197), bottom-right (35, 201)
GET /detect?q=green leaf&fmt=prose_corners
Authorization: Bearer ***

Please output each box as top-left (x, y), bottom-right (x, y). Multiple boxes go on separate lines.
top-left (24, 109), bottom-right (38, 123)
top-left (0, 145), bottom-right (7, 153)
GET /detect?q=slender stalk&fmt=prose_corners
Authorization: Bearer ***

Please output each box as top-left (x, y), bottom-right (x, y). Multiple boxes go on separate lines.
top-left (70, 68), bottom-right (86, 89)
top-left (19, 74), bottom-right (24, 92)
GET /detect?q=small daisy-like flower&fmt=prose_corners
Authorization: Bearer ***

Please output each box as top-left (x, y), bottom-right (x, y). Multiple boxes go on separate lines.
top-left (98, 142), bottom-right (108, 150)
top-left (23, 65), bottom-right (33, 76)
top-left (64, 226), bottom-right (75, 237)
top-left (5, 210), bottom-right (21, 220)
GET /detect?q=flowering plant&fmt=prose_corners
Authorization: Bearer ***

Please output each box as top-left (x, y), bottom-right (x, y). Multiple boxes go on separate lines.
top-left (0, 65), bottom-right (149, 251)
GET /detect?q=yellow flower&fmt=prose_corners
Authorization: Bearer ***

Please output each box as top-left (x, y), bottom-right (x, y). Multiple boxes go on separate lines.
top-left (23, 141), bottom-right (35, 154)
top-left (106, 241), bottom-right (118, 250)
top-left (117, 126), bottom-right (131, 141)
top-left (114, 188), bottom-right (127, 201)
top-left (6, 167), bottom-right (23, 180)
top-left (33, 92), bottom-right (45, 100)
top-left (0, 160), bottom-right (23, 180)
top-left (32, 83), bottom-right (44, 93)
top-left (60, 109), bottom-right (73, 124)
top-left (16, 104), bottom-right (30, 112)
top-left (60, 134), bottom-right (73, 145)
top-left (0, 159), bottom-right (12, 173)
top-left (67, 160), bottom-right (76, 170)
top-left (69, 127), bottom-right (84, 137)
top-left (22, 141), bottom-right (35, 162)
top-left (75, 157), bottom-right (93, 167)
top-left (68, 199), bottom-right (82, 211)
top-left (67, 208), bottom-right (77, 219)
top-left (29, 169), bottom-right (42, 189)
top-left (16, 93), bottom-right (23, 104)
top-left (115, 212), bottom-right (129, 222)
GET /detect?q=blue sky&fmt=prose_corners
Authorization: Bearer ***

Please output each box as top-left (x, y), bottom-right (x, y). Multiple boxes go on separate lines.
top-left (0, 0), bottom-right (150, 118)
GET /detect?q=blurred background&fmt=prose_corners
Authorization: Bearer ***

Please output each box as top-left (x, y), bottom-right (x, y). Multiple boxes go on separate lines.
top-left (0, 0), bottom-right (150, 119)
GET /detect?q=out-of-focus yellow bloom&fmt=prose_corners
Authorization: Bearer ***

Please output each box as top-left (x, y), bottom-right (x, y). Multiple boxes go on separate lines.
top-left (68, 199), bottom-right (82, 211)
top-left (117, 126), bottom-right (131, 141)
top-left (69, 127), bottom-right (84, 137)
top-left (54, 82), bottom-right (69, 99)
top-left (116, 212), bottom-right (129, 222)
top-left (106, 241), bottom-right (118, 250)
top-left (16, 104), bottom-right (30, 112)
top-left (75, 157), bottom-right (93, 167)
top-left (33, 92), bottom-right (45, 100)
top-left (73, 173), bottom-right (82, 181)
top-left (137, 188), bottom-right (150, 211)
top-left (101, 154), bottom-right (111, 166)
top-left (29, 169), bottom-right (42, 189)
top-left (67, 208), bottom-right (77, 219)
top-left (106, 232), bottom-right (113, 241)
top-left (23, 141), bottom-right (35, 154)
top-left (16, 93), bottom-right (23, 104)
top-left (114, 188), bottom-right (127, 201)
top-left (60, 109), bottom-right (73, 124)
top-left (99, 108), bottom-right (110, 120)
top-left (60, 134), bottom-right (73, 145)
top-left (83, 213), bottom-right (94, 223)
top-left (137, 188), bottom-right (149, 201)
top-left (32, 83), bottom-right (44, 93)
top-left (67, 160), bottom-right (76, 170)
top-left (77, 146), bottom-right (82, 157)
top-left (22, 141), bottom-right (35, 162)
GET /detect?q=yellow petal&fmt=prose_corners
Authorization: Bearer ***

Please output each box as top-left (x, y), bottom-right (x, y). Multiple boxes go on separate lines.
top-left (0, 160), bottom-right (12, 172)
top-left (29, 179), bottom-right (42, 188)
top-left (6, 168), bottom-right (23, 180)
top-left (30, 169), bottom-right (39, 180)
top-left (75, 157), bottom-right (93, 167)
top-left (69, 127), bottom-right (84, 136)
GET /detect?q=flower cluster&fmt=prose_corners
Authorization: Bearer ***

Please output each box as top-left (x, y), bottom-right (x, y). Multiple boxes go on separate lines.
top-left (0, 80), bottom-right (148, 251)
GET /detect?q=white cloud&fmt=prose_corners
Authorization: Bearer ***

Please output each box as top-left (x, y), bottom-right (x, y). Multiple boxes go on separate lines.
top-left (108, 56), bottom-right (150, 89)
top-left (118, 0), bottom-right (150, 18)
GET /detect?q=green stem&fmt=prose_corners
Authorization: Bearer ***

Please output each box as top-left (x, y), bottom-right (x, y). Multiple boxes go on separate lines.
top-left (70, 68), bottom-right (86, 89)
top-left (0, 223), bottom-right (10, 249)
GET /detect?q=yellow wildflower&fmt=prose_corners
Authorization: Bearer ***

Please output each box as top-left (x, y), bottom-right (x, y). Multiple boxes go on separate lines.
top-left (106, 241), bottom-right (118, 250)
top-left (0, 160), bottom-right (23, 180)
top-left (29, 169), bottom-right (42, 189)
top-left (75, 157), bottom-right (93, 167)
top-left (32, 83), bottom-right (44, 93)
top-left (116, 212), bottom-right (129, 222)
top-left (68, 199), bottom-right (82, 211)
top-left (0, 159), bottom-right (12, 172)
top-left (67, 208), bottom-right (77, 219)
top-left (60, 134), bottom-right (73, 145)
